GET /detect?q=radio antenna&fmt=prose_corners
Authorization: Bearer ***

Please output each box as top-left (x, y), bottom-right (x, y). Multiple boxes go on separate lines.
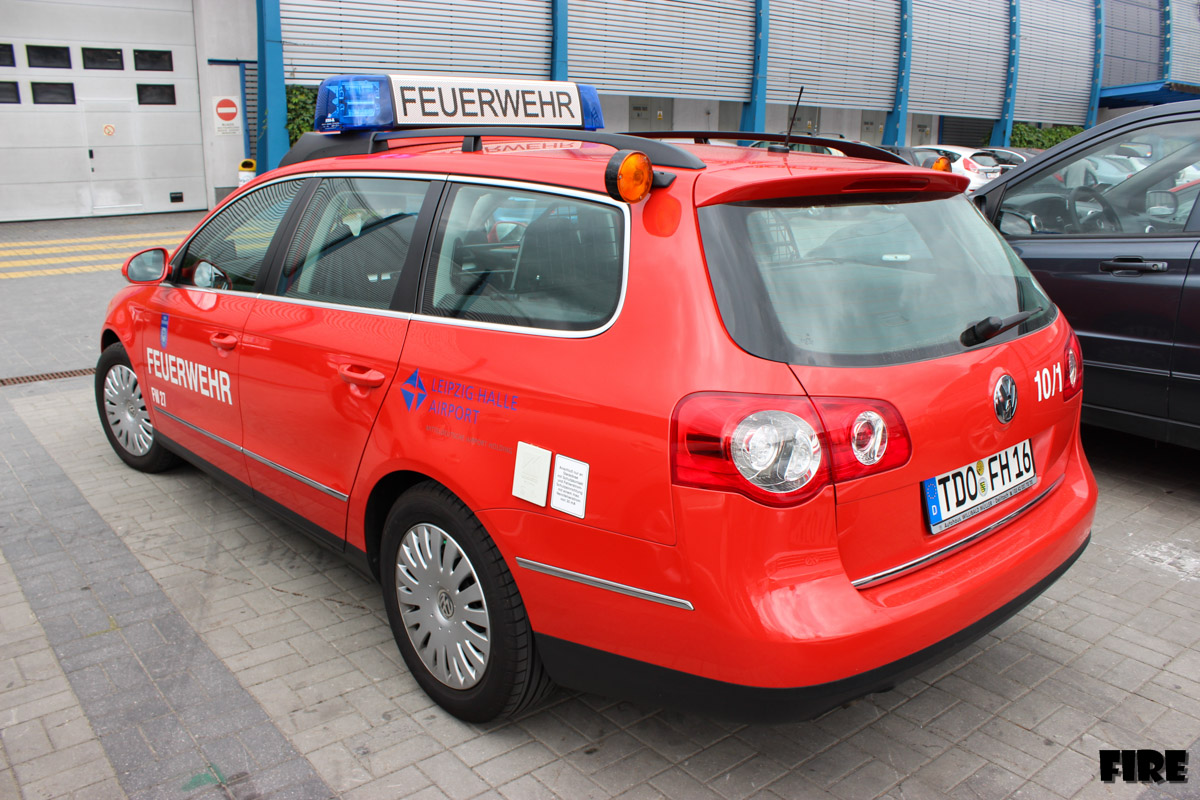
top-left (782, 87), bottom-right (805, 151)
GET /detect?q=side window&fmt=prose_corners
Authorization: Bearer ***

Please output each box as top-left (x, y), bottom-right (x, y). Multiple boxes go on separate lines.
top-left (998, 119), bottom-right (1200, 236)
top-left (422, 184), bottom-right (624, 331)
top-left (278, 177), bottom-right (428, 309)
top-left (178, 180), bottom-right (303, 291)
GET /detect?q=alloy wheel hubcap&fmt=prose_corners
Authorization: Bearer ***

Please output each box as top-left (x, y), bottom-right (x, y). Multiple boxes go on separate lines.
top-left (395, 523), bottom-right (490, 689)
top-left (103, 364), bottom-right (153, 456)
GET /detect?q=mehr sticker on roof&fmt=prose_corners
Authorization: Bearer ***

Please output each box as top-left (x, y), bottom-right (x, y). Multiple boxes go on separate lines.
top-left (313, 74), bottom-right (605, 134)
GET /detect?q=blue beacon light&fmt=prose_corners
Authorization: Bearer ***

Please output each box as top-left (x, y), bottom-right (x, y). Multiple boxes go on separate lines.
top-left (313, 74), bottom-right (605, 133)
top-left (314, 75), bottom-right (394, 133)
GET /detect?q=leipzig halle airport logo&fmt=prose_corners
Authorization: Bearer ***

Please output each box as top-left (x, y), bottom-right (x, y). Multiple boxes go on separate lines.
top-left (1099, 749), bottom-right (1189, 784)
top-left (401, 369), bottom-right (426, 411)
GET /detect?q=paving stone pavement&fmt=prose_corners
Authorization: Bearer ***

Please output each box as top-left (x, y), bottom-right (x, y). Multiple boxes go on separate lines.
top-left (1, 374), bottom-right (1198, 799)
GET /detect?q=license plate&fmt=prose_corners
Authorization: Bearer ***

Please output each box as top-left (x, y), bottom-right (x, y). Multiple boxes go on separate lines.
top-left (921, 440), bottom-right (1036, 534)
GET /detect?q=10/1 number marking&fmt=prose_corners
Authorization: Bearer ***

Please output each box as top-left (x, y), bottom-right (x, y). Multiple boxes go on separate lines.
top-left (1033, 364), bottom-right (1062, 402)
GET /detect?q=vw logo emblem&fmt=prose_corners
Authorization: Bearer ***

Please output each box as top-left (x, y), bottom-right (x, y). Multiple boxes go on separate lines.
top-left (437, 589), bottom-right (455, 619)
top-left (994, 374), bottom-right (1018, 424)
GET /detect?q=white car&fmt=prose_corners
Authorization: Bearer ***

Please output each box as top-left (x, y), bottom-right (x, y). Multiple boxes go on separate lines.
top-left (910, 145), bottom-right (1003, 192)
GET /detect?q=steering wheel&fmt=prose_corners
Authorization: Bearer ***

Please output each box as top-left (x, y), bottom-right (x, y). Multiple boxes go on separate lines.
top-left (1068, 186), bottom-right (1122, 233)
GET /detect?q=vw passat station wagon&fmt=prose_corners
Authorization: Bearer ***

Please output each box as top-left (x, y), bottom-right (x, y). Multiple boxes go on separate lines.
top-left (96, 74), bottom-right (1097, 722)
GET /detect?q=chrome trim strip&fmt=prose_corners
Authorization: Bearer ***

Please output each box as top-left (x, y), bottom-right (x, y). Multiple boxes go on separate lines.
top-left (154, 409), bottom-right (349, 502)
top-left (257, 293), bottom-right (414, 320)
top-left (516, 558), bottom-right (694, 610)
top-left (155, 408), bottom-right (241, 452)
top-left (851, 475), bottom-right (1065, 590)
top-left (242, 450), bottom-right (349, 501)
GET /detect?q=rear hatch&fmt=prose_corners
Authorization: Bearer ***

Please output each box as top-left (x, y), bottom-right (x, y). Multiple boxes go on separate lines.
top-left (697, 183), bottom-right (1081, 586)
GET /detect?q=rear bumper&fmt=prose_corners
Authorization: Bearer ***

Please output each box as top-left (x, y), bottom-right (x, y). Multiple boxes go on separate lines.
top-left (536, 533), bottom-right (1089, 722)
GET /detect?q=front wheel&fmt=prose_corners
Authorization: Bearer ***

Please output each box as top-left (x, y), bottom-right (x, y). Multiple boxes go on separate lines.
top-left (381, 483), bottom-right (553, 721)
top-left (95, 342), bottom-right (179, 473)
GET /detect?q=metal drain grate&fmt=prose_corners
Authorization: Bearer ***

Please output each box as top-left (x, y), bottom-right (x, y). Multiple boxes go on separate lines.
top-left (0, 367), bottom-right (96, 386)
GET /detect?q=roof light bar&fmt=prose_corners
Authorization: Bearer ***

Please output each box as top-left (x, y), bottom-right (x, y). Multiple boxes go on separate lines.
top-left (314, 74), bottom-right (605, 134)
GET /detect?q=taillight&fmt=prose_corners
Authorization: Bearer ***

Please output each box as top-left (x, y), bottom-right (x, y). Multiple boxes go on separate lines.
top-left (672, 393), bottom-right (830, 507)
top-left (963, 157), bottom-right (982, 174)
top-left (812, 398), bottom-right (912, 482)
top-left (671, 393), bottom-right (911, 507)
top-left (1063, 331), bottom-right (1084, 400)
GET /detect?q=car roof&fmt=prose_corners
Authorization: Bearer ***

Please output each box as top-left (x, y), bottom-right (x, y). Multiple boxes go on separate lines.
top-left (264, 134), bottom-right (969, 203)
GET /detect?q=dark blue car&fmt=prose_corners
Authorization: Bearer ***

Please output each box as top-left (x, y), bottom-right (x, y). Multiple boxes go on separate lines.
top-left (974, 100), bottom-right (1200, 448)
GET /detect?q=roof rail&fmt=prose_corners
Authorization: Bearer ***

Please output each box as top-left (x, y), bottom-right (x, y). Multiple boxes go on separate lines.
top-left (279, 127), bottom-right (708, 170)
top-left (626, 131), bottom-right (909, 165)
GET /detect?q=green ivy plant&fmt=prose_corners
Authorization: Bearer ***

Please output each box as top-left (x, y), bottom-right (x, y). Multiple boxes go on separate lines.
top-left (1010, 122), bottom-right (1084, 150)
top-left (286, 85), bottom-right (318, 145)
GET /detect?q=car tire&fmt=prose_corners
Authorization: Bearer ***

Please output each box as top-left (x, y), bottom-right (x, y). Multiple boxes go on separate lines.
top-left (95, 342), bottom-right (180, 473)
top-left (381, 482), bottom-right (554, 721)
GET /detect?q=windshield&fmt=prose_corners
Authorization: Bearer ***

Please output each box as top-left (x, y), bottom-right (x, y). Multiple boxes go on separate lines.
top-left (698, 193), bottom-right (1054, 367)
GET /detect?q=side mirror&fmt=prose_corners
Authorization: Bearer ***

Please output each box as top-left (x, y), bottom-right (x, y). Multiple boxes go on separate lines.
top-left (998, 210), bottom-right (1037, 236)
top-left (1145, 190), bottom-right (1178, 217)
top-left (123, 248), bottom-right (169, 283)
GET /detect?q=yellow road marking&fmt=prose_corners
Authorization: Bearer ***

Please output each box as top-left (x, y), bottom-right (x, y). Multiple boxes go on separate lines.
top-left (0, 263), bottom-right (121, 279)
top-left (0, 229), bottom-right (192, 249)
top-left (0, 252), bottom-right (140, 269)
top-left (0, 238), bottom-right (183, 257)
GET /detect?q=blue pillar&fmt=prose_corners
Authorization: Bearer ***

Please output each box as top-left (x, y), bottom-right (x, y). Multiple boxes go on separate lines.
top-left (882, 0), bottom-right (913, 146)
top-left (255, 0), bottom-right (289, 173)
top-left (1163, 0), bottom-right (1172, 80)
top-left (989, 0), bottom-right (1020, 147)
top-left (739, 0), bottom-right (768, 132)
top-left (1086, 0), bottom-right (1104, 127)
top-left (551, 0), bottom-right (569, 80)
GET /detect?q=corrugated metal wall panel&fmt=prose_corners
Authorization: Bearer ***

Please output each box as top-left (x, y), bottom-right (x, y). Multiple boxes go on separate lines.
top-left (1103, 0), bottom-right (1162, 85)
top-left (279, 0), bottom-right (551, 84)
top-left (910, 0), bottom-right (1008, 118)
top-left (1172, 0), bottom-right (1200, 83)
top-left (1015, 0), bottom-right (1091, 124)
top-left (245, 63), bottom-right (258, 160)
top-left (567, 0), bottom-right (755, 100)
top-left (766, 0), bottom-right (899, 110)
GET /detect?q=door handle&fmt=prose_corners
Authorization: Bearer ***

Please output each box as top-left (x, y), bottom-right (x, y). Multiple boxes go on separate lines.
top-left (1099, 258), bottom-right (1168, 275)
top-left (209, 332), bottom-right (239, 350)
top-left (338, 364), bottom-right (386, 388)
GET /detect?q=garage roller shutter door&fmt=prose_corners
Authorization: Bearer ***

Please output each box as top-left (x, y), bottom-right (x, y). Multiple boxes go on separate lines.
top-left (766, 0), bottom-right (898, 111)
top-left (568, 0), bottom-right (755, 101)
top-left (910, 0), bottom-right (1007, 119)
top-left (1015, 0), bottom-right (1091, 125)
top-left (280, 0), bottom-right (551, 85)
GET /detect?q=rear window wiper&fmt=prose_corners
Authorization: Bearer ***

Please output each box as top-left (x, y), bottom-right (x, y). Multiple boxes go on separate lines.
top-left (960, 307), bottom-right (1044, 347)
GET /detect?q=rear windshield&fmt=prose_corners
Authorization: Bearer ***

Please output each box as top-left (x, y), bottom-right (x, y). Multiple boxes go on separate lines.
top-left (698, 193), bottom-right (1054, 367)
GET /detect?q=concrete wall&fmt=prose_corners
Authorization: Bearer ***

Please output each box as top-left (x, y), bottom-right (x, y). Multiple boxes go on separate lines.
top-left (193, 0), bottom-right (256, 205)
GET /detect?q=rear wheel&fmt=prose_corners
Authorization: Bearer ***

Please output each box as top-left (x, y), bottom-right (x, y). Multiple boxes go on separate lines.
top-left (381, 482), bottom-right (553, 721)
top-left (95, 343), bottom-right (179, 473)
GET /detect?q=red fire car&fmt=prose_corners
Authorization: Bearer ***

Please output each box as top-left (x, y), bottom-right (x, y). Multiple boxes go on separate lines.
top-left (96, 74), bottom-right (1096, 722)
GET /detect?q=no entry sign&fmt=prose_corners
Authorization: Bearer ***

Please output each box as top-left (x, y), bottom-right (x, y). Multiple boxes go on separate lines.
top-left (213, 96), bottom-right (242, 136)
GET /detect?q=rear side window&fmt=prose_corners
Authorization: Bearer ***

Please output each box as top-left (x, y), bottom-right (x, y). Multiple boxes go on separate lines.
top-left (279, 177), bottom-right (428, 310)
top-left (422, 184), bottom-right (624, 331)
top-left (178, 180), bottom-right (303, 291)
top-left (698, 193), bottom-right (1054, 367)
